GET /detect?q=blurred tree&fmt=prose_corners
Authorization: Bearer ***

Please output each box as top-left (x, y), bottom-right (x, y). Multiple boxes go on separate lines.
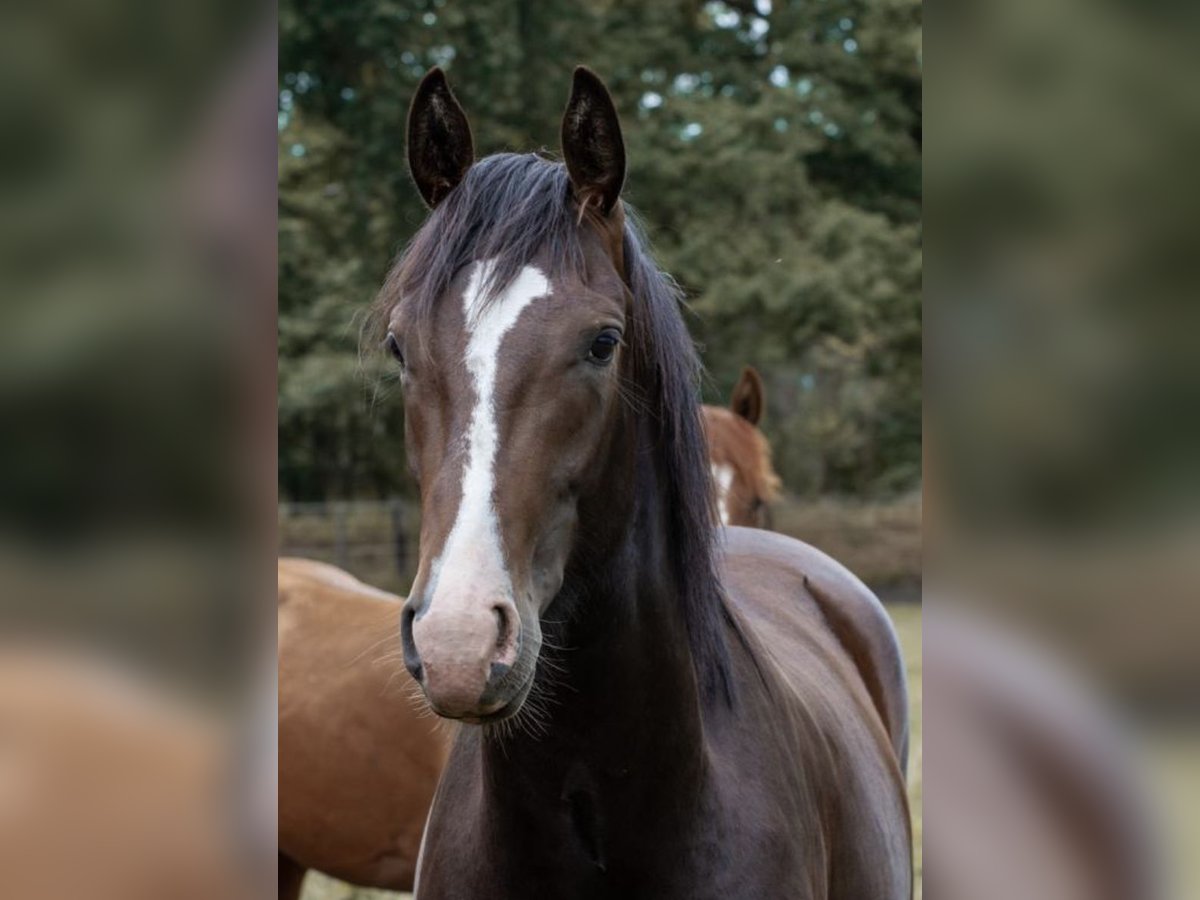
top-left (279, 0), bottom-right (921, 500)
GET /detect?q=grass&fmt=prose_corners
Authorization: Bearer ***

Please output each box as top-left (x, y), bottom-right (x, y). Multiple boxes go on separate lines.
top-left (299, 602), bottom-right (924, 900)
top-left (300, 874), bottom-right (410, 900)
top-left (889, 603), bottom-right (923, 900)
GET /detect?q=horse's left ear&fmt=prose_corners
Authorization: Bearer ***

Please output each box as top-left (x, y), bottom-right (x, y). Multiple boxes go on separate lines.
top-left (730, 366), bottom-right (765, 425)
top-left (407, 67), bottom-right (474, 209)
top-left (561, 66), bottom-right (626, 216)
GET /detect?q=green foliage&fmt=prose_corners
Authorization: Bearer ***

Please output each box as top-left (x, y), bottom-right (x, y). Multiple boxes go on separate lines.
top-left (279, 0), bottom-right (921, 500)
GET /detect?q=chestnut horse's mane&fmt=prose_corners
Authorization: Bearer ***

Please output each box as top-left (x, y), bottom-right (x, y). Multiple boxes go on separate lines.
top-left (370, 152), bottom-right (735, 701)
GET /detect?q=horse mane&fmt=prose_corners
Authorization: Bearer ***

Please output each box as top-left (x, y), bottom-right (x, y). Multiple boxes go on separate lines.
top-left (752, 428), bottom-right (784, 503)
top-left (370, 152), bottom-right (734, 701)
top-left (619, 212), bottom-right (735, 701)
top-left (723, 411), bottom-right (783, 504)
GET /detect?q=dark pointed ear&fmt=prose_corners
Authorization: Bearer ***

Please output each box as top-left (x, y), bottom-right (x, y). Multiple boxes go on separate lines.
top-left (407, 67), bottom-right (474, 208)
top-left (730, 366), bottom-right (765, 425)
top-left (561, 66), bottom-right (626, 216)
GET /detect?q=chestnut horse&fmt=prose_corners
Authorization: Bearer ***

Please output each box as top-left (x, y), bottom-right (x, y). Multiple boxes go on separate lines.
top-left (701, 365), bottom-right (782, 528)
top-left (374, 66), bottom-right (910, 898)
top-left (277, 557), bottom-right (450, 899)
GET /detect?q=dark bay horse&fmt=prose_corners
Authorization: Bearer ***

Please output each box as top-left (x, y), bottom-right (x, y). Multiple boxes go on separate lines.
top-left (276, 404), bottom-right (774, 898)
top-left (701, 365), bottom-right (782, 528)
top-left (376, 66), bottom-right (911, 898)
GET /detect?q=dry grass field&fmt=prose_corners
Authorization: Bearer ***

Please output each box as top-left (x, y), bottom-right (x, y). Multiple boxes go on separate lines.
top-left (772, 494), bottom-right (922, 602)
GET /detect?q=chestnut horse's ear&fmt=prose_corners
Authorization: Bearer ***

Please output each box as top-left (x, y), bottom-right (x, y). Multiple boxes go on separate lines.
top-left (561, 66), bottom-right (626, 216)
top-left (407, 67), bottom-right (474, 208)
top-left (730, 366), bottom-right (765, 425)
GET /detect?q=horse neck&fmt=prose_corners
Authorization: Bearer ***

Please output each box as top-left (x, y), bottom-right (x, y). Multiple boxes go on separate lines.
top-left (480, 421), bottom-right (709, 808)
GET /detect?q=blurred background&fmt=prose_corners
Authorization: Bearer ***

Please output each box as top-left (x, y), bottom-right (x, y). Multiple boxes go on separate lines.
top-left (0, 0), bottom-right (274, 897)
top-left (926, 0), bottom-right (1199, 896)
top-left (278, 0), bottom-right (923, 603)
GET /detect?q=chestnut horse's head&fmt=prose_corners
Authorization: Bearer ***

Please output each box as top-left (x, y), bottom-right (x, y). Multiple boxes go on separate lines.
top-left (379, 67), bottom-right (717, 722)
top-left (702, 367), bottom-right (782, 528)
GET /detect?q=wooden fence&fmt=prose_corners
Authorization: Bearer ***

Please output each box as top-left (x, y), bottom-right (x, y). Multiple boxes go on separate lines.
top-left (279, 493), bottom-right (922, 602)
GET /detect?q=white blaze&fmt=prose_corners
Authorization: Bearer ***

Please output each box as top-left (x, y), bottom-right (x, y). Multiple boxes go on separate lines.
top-left (711, 463), bottom-right (735, 526)
top-left (429, 261), bottom-right (551, 604)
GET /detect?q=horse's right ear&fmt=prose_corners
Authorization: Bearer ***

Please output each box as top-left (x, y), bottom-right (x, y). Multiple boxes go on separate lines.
top-left (730, 366), bottom-right (765, 425)
top-left (407, 67), bottom-right (474, 208)
top-left (561, 66), bottom-right (626, 216)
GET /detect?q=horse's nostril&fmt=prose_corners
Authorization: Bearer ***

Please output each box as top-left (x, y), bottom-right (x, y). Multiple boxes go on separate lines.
top-left (400, 603), bottom-right (424, 683)
top-left (491, 602), bottom-right (521, 667)
top-left (492, 604), bottom-right (511, 654)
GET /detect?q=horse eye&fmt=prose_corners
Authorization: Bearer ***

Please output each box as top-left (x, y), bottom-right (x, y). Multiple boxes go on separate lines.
top-left (587, 329), bottom-right (621, 365)
top-left (384, 332), bottom-right (405, 368)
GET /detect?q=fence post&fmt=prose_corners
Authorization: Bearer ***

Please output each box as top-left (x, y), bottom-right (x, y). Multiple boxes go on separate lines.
top-left (334, 502), bottom-right (348, 571)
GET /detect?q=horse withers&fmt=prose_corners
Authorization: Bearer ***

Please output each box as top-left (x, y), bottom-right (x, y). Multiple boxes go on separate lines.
top-left (701, 365), bottom-right (782, 528)
top-left (372, 66), bottom-right (911, 899)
